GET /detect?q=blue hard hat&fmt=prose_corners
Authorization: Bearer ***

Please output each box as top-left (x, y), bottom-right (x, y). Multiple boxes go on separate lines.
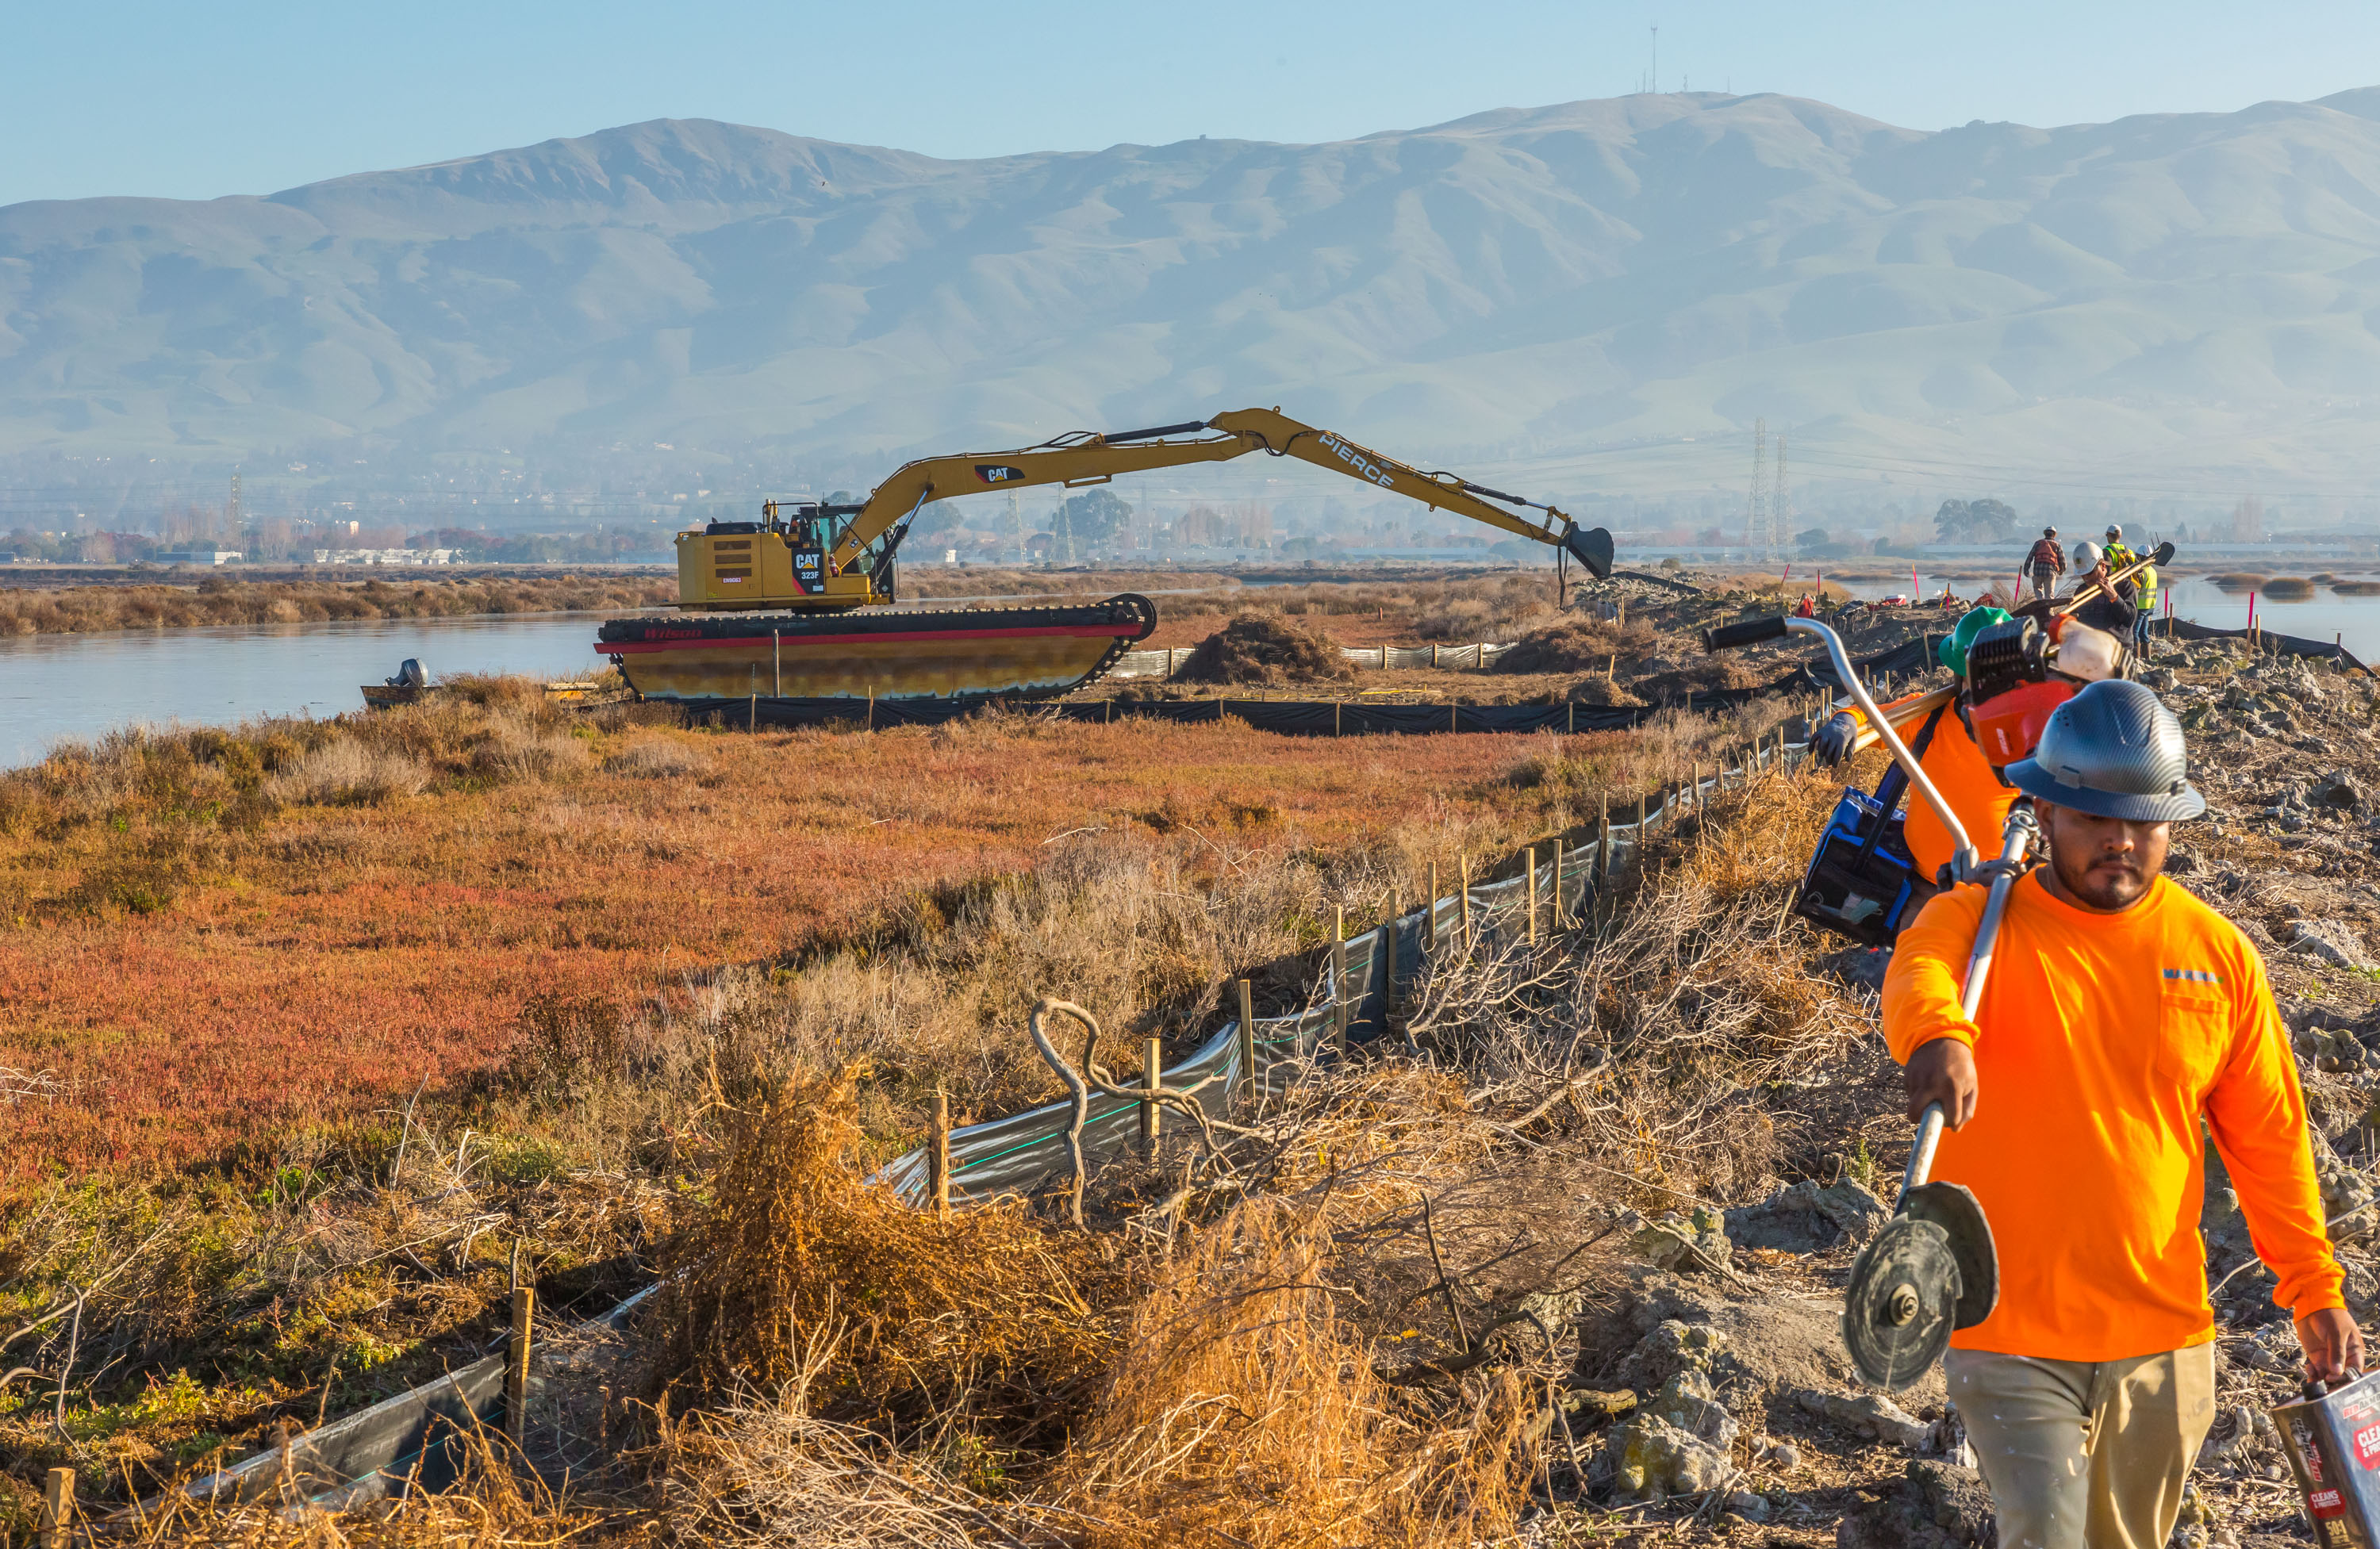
top-left (2004, 680), bottom-right (2204, 822)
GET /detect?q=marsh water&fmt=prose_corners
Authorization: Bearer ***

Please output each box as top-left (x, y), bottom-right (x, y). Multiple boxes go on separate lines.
top-left (6, 579), bottom-right (2380, 769)
top-left (0, 612), bottom-right (615, 767)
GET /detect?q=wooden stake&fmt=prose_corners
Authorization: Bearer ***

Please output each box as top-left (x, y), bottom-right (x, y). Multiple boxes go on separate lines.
top-left (506, 1286), bottom-right (535, 1447)
top-left (1236, 978), bottom-right (1256, 1101)
top-left (866, 684), bottom-right (875, 730)
top-left (929, 1083), bottom-right (951, 1217)
top-left (1142, 1036), bottom-right (1162, 1150)
top-left (40, 1467), bottom-right (71, 1549)
top-left (1599, 794), bottom-right (1613, 880)
top-left (1383, 892), bottom-right (1399, 1014)
top-left (1526, 848), bottom-right (1539, 945)
top-left (1551, 842), bottom-right (1565, 928)
top-left (1332, 904), bottom-right (1349, 1055)
top-left (1459, 856), bottom-right (1473, 947)
top-left (1427, 861), bottom-right (1440, 953)
top-left (748, 692), bottom-right (757, 732)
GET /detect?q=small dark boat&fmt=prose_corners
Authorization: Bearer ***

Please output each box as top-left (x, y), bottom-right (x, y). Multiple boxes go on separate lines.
top-left (363, 658), bottom-right (429, 710)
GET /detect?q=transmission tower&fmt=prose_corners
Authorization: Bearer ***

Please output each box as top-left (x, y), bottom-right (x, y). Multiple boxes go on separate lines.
top-left (1772, 435), bottom-right (1788, 554)
top-left (228, 470), bottom-right (242, 545)
top-left (1744, 418), bottom-right (1769, 561)
top-left (1006, 490), bottom-right (1024, 563)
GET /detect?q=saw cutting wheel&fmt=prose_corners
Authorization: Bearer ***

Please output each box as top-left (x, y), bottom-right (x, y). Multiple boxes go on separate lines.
top-left (1901, 1181), bottom-right (1998, 1330)
top-left (1843, 1215), bottom-right (1963, 1390)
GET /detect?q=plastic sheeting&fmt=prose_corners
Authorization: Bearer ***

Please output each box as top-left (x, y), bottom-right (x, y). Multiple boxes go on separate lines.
top-left (877, 735), bottom-right (1811, 1206)
top-left (2163, 618), bottom-right (2375, 676)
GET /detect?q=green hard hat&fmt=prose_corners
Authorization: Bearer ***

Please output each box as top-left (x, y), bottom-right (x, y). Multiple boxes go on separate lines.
top-left (1940, 606), bottom-right (2013, 677)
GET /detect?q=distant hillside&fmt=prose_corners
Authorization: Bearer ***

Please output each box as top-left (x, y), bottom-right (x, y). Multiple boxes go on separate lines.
top-left (7, 90), bottom-right (2380, 493)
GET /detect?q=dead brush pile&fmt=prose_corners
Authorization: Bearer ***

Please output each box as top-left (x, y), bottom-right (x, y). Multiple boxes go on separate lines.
top-left (1054, 1197), bottom-right (1531, 1548)
top-left (1168, 611), bottom-right (1350, 685)
top-left (654, 1065), bottom-right (1123, 1436)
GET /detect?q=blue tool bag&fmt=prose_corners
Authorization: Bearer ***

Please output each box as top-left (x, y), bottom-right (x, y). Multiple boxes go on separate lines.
top-left (1791, 704), bottom-right (1944, 948)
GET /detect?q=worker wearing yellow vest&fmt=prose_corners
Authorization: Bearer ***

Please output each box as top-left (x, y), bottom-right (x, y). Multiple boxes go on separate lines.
top-left (2102, 524), bottom-right (2158, 657)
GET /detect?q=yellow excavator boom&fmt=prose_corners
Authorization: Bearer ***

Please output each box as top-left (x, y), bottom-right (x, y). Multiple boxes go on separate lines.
top-left (676, 406), bottom-right (1613, 610)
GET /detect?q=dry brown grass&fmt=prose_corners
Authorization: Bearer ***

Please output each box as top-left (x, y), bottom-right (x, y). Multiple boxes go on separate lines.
top-left (116, 1424), bottom-right (607, 1547)
top-left (656, 1338), bottom-right (994, 1547)
top-left (0, 575), bottom-right (676, 637)
top-left (1058, 1198), bottom-right (1530, 1549)
top-left (263, 739), bottom-right (430, 806)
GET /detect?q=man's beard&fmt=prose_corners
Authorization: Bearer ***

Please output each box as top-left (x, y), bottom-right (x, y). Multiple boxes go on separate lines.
top-left (2048, 840), bottom-right (2151, 909)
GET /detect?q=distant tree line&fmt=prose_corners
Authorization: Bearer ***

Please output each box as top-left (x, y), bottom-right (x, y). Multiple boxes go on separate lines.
top-left (1934, 498), bottom-right (2021, 543)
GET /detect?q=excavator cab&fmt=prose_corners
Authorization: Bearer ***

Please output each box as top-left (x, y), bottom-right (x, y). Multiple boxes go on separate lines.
top-left (675, 500), bottom-right (882, 611)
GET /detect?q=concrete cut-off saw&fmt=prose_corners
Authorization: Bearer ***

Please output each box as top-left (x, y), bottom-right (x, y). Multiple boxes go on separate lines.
top-left (1703, 612), bottom-right (2023, 1388)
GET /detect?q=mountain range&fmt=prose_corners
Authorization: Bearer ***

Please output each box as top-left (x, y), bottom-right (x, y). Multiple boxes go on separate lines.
top-left (10, 89), bottom-right (2380, 502)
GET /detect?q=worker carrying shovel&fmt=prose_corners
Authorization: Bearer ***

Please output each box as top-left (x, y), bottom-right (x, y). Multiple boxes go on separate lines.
top-left (1883, 680), bottom-right (2361, 1548)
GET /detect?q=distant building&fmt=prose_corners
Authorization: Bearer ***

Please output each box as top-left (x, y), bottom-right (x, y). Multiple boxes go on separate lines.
top-left (309, 549), bottom-right (455, 566)
top-left (157, 550), bottom-right (244, 565)
top-left (0, 551), bottom-right (17, 563)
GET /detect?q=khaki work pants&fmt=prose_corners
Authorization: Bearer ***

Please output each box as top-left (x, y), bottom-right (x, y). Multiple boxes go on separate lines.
top-left (1944, 1344), bottom-right (2217, 1549)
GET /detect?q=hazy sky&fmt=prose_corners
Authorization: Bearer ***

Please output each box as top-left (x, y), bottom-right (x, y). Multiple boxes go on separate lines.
top-left (8, 0), bottom-right (2380, 207)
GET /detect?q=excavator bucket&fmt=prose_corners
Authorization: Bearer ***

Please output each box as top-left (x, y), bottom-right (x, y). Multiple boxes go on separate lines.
top-left (1565, 525), bottom-right (1615, 580)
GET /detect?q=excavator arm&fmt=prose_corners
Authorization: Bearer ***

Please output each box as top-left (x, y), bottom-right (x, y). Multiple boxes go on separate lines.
top-left (676, 407), bottom-right (1613, 611)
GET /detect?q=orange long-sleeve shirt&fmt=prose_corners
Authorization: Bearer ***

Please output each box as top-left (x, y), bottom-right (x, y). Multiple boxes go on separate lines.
top-left (1882, 873), bottom-right (2342, 1361)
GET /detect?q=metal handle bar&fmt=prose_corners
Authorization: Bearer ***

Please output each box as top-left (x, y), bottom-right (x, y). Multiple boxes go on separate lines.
top-left (1902, 1102), bottom-right (1946, 1198)
top-left (1781, 617), bottom-right (1979, 880)
top-left (1897, 799), bottom-right (2039, 1202)
top-left (2050, 539), bottom-right (2174, 619)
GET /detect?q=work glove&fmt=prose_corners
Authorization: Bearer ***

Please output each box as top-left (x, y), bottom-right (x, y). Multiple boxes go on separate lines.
top-left (1810, 710), bottom-right (1858, 767)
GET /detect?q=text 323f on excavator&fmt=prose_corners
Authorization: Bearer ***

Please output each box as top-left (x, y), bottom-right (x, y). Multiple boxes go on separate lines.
top-left (595, 407), bottom-right (1614, 705)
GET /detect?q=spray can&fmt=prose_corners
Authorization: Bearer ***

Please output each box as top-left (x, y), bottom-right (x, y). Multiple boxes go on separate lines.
top-left (2274, 1372), bottom-right (2380, 1546)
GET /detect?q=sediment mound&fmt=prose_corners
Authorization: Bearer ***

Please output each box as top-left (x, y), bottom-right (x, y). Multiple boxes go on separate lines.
top-left (1631, 658), bottom-right (1769, 703)
top-left (1495, 616), bottom-right (1660, 674)
top-left (1171, 612), bottom-right (1352, 685)
top-left (2262, 576), bottom-right (2315, 599)
top-left (2207, 573), bottom-right (2268, 591)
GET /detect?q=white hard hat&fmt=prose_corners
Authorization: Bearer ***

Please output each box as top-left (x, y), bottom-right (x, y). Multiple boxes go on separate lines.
top-left (2071, 540), bottom-right (2102, 573)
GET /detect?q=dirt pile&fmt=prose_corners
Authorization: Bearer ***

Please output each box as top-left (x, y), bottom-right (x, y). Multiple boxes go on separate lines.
top-left (1493, 615), bottom-right (1660, 674)
top-left (1169, 610), bottom-right (1353, 685)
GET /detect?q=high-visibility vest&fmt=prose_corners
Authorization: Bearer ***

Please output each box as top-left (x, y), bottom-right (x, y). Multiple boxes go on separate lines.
top-left (2135, 563), bottom-right (2159, 607)
top-left (2104, 543), bottom-right (2140, 602)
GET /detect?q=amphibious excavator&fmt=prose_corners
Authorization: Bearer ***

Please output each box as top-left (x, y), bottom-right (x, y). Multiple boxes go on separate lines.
top-left (596, 406), bottom-right (1614, 704)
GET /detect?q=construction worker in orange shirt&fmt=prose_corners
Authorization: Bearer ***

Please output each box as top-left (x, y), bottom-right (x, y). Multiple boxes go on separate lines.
top-left (1883, 681), bottom-right (2360, 1548)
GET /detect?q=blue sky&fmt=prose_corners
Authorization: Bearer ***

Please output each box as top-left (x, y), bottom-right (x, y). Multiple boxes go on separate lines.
top-left (8, 0), bottom-right (2380, 207)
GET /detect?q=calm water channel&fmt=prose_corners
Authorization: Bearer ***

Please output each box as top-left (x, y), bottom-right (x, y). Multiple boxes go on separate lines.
top-left (0, 612), bottom-right (620, 768)
top-left (6, 581), bottom-right (2380, 769)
